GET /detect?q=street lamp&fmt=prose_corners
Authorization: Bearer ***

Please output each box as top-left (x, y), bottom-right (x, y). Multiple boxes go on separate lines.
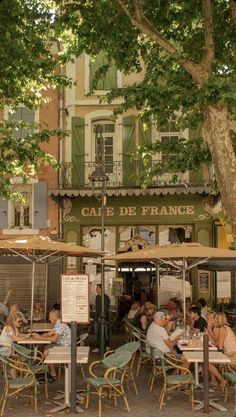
top-left (89, 124), bottom-right (109, 357)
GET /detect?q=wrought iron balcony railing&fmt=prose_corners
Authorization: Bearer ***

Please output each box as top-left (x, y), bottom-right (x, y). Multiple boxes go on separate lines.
top-left (61, 160), bottom-right (212, 189)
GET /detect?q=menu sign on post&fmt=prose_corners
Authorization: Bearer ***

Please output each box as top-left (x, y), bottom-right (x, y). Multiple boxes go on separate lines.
top-left (61, 274), bottom-right (90, 323)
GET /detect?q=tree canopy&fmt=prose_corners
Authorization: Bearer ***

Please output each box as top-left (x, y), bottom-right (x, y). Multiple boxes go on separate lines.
top-left (0, 0), bottom-right (68, 197)
top-left (58, 0), bottom-right (236, 240)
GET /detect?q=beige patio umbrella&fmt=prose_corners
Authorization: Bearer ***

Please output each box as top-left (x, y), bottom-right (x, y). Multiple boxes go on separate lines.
top-left (0, 235), bottom-right (103, 326)
top-left (106, 242), bottom-right (236, 321)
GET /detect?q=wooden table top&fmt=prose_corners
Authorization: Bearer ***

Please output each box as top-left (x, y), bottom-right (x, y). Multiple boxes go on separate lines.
top-left (183, 351), bottom-right (231, 363)
top-left (17, 337), bottom-right (51, 345)
top-left (44, 346), bottom-right (89, 364)
top-left (32, 322), bottom-right (53, 332)
top-left (177, 340), bottom-right (217, 351)
top-left (49, 346), bottom-right (88, 354)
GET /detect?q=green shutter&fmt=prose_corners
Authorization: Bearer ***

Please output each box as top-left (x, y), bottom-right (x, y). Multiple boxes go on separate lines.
top-left (189, 122), bottom-right (204, 184)
top-left (122, 116), bottom-right (136, 186)
top-left (0, 197), bottom-right (8, 228)
top-left (34, 182), bottom-right (47, 229)
top-left (89, 51), bottom-right (117, 90)
top-left (71, 117), bottom-right (85, 188)
top-left (139, 120), bottom-right (152, 180)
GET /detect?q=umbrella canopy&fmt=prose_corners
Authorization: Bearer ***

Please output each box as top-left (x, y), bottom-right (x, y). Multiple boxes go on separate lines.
top-left (0, 235), bottom-right (103, 326)
top-left (106, 243), bottom-right (236, 322)
top-left (198, 260), bottom-right (236, 271)
top-left (0, 235), bottom-right (103, 258)
top-left (106, 242), bottom-right (236, 265)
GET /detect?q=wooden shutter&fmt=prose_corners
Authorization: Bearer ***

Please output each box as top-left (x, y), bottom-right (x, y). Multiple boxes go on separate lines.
top-left (71, 117), bottom-right (85, 188)
top-left (33, 182), bottom-right (47, 229)
top-left (0, 197), bottom-right (8, 228)
top-left (189, 123), bottom-right (204, 184)
top-left (122, 116), bottom-right (136, 186)
top-left (89, 51), bottom-right (117, 90)
top-left (139, 120), bottom-right (152, 181)
top-left (8, 107), bottom-right (35, 138)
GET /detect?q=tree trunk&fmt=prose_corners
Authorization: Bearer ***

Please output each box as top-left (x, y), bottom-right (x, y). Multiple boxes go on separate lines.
top-left (202, 105), bottom-right (236, 243)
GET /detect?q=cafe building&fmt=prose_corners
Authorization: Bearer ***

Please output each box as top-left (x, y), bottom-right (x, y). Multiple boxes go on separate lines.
top-left (49, 53), bottom-right (219, 307)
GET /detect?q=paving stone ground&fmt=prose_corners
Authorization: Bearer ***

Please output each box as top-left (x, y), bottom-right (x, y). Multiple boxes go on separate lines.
top-left (1, 331), bottom-right (235, 417)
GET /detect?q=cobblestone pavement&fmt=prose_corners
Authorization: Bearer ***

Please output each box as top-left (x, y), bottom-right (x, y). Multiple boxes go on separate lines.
top-left (1, 331), bottom-right (235, 417)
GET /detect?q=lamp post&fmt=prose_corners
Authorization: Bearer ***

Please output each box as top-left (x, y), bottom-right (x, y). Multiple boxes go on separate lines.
top-left (89, 124), bottom-right (109, 357)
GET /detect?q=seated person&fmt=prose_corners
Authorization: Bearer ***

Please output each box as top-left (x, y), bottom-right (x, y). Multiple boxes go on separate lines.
top-left (32, 302), bottom-right (44, 322)
top-left (52, 296), bottom-right (61, 312)
top-left (189, 306), bottom-right (207, 334)
top-left (0, 312), bottom-right (30, 377)
top-left (134, 302), bottom-right (156, 333)
top-left (127, 302), bottom-right (140, 322)
top-left (9, 303), bottom-right (28, 324)
top-left (33, 309), bottom-right (71, 380)
top-left (146, 311), bottom-right (182, 359)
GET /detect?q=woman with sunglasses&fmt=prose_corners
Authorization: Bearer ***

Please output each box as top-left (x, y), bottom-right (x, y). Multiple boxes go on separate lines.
top-left (0, 312), bottom-right (29, 358)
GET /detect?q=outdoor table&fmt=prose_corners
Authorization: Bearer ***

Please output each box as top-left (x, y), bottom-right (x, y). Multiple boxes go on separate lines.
top-left (32, 322), bottom-right (53, 332)
top-left (17, 337), bottom-right (51, 357)
top-left (177, 339), bottom-right (217, 352)
top-left (44, 346), bottom-right (89, 413)
top-left (183, 351), bottom-right (231, 411)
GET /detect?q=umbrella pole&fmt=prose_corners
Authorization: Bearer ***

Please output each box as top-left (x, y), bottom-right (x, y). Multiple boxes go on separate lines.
top-left (182, 258), bottom-right (186, 326)
top-left (44, 260), bottom-right (49, 321)
top-left (30, 261), bottom-right (35, 330)
top-left (156, 262), bottom-right (160, 309)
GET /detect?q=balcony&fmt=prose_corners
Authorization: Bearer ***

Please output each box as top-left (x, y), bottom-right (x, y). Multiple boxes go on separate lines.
top-left (61, 160), bottom-right (212, 190)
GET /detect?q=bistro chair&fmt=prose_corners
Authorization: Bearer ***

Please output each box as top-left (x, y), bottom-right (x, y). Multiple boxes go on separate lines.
top-left (224, 363), bottom-right (236, 410)
top-left (11, 343), bottom-right (48, 398)
top-left (0, 354), bottom-right (39, 417)
top-left (85, 351), bottom-right (132, 417)
top-left (76, 333), bottom-right (89, 379)
top-left (132, 330), bottom-right (151, 376)
top-left (105, 341), bottom-right (140, 395)
top-left (157, 350), bottom-right (194, 411)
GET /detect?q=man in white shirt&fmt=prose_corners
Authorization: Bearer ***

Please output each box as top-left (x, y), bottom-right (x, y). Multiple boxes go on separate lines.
top-left (147, 311), bottom-right (181, 357)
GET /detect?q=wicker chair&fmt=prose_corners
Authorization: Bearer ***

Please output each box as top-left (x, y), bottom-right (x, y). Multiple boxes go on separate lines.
top-left (0, 354), bottom-right (39, 417)
top-left (85, 351), bottom-right (132, 417)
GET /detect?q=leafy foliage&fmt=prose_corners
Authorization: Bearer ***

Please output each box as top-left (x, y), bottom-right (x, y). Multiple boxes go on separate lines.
top-left (0, 0), bottom-right (70, 197)
top-left (57, 0), bottom-right (236, 177)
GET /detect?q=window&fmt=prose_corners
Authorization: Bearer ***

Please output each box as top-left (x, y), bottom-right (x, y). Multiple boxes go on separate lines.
top-left (93, 121), bottom-right (115, 174)
top-left (8, 106), bottom-right (35, 138)
top-left (159, 124), bottom-right (180, 164)
top-left (139, 226), bottom-right (155, 246)
top-left (89, 51), bottom-right (118, 91)
top-left (0, 181), bottom-right (47, 231)
top-left (9, 185), bottom-right (32, 229)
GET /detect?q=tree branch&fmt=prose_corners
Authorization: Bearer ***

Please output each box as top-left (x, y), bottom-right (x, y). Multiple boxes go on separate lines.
top-left (117, 0), bottom-right (210, 85)
top-left (229, 0), bottom-right (236, 75)
top-left (201, 0), bottom-right (215, 70)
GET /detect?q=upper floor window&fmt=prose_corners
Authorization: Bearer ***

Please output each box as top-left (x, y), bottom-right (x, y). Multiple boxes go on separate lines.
top-left (11, 186), bottom-right (32, 228)
top-left (89, 51), bottom-right (118, 91)
top-left (8, 106), bottom-right (35, 138)
top-left (93, 121), bottom-right (115, 174)
top-left (0, 181), bottom-right (47, 231)
top-left (159, 124), bottom-right (180, 164)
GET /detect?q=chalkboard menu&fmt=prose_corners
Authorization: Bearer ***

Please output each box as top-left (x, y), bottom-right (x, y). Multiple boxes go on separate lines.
top-left (198, 271), bottom-right (210, 292)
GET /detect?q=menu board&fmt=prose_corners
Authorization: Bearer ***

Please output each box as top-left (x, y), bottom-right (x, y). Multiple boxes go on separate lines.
top-left (61, 274), bottom-right (90, 323)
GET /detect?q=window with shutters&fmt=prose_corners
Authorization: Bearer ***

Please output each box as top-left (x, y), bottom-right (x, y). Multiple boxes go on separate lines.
top-left (8, 106), bottom-right (35, 138)
top-left (89, 51), bottom-right (118, 91)
top-left (93, 121), bottom-right (115, 174)
top-left (0, 181), bottom-right (47, 232)
top-left (9, 185), bottom-right (32, 229)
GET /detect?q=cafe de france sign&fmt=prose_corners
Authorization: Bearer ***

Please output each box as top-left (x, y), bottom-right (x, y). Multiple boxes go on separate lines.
top-left (81, 205), bottom-right (195, 217)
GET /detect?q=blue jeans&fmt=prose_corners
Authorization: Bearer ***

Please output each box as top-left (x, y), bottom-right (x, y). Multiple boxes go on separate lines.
top-left (94, 320), bottom-right (110, 348)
